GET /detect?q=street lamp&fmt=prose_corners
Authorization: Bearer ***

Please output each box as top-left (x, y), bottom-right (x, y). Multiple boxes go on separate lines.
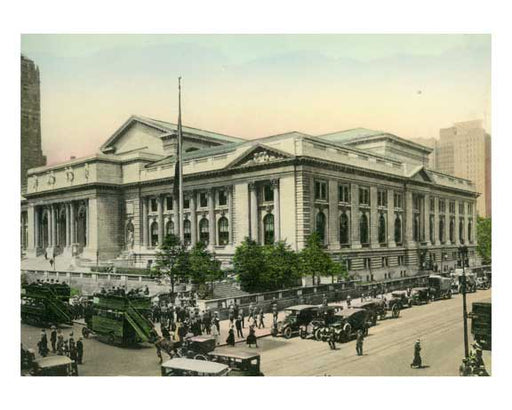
top-left (458, 241), bottom-right (469, 358)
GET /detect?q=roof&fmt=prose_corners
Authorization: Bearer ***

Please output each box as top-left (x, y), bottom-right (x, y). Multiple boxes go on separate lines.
top-left (35, 356), bottom-right (73, 368)
top-left (335, 308), bottom-right (365, 318)
top-left (208, 348), bottom-right (260, 360)
top-left (285, 305), bottom-right (318, 311)
top-left (318, 128), bottom-right (384, 143)
top-left (161, 358), bottom-right (229, 373)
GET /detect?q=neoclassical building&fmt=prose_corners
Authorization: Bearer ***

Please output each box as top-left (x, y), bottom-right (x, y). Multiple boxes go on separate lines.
top-left (21, 116), bottom-right (479, 280)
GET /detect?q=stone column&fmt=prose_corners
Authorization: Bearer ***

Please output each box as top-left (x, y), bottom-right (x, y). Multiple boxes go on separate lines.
top-left (70, 202), bottom-right (75, 245)
top-left (208, 189), bottom-right (217, 246)
top-left (85, 200), bottom-right (90, 247)
top-left (370, 186), bottom-right (379, 247)
top-left (27, 205), bottom-right (36, 253)
top-left (327, 179), bottom-right (339, 249)
top-left (227, 186), bottom-right (233, 245)
top-left (173, 196), bottom-right (179, 238)
top-left (387, 189), bottom-right (396, 247)
top-left (404, 191), bottom-right (413, 245)
top-left (142, 197), bottom-right (148, 247)
top-left (249, 183), bottom-right (258, 242)
top-left (434, 197), bottom-right (441, 245)
top-left (65, 203), bottom-right (70, 247)
top-left (350, 183), bottom-right (361, 248)
top-left (444, 212), bottom-right (450, 245)
top-left (272, 179), bottom-right (281, 243)
top-left (424, 194), bottom-right (430, 245)
top-left (47, 206), bottom-right (53, 247)
top-left (157, 195), bottom-right (164, 246)
top-left (454, 200), bottom-right (460, 245)
top-left (190, 191), bottom-right (197, 246)
top-left (464, 202), bottom-right (469, 245)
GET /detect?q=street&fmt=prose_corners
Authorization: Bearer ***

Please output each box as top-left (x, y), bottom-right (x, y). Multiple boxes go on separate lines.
top-left (20, 289), bottom-right (491, 376)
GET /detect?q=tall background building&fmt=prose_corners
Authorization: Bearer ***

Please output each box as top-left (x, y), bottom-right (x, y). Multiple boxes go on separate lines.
top-left (21, 55), bottom-right (46, 188)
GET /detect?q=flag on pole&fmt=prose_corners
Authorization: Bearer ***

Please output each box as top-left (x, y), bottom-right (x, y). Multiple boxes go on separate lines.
top-left (173, 77), bottom-right (184, 241)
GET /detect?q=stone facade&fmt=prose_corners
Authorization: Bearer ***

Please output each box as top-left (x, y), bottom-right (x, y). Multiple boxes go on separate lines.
top-left (21, 116), bottom-right (479, 281)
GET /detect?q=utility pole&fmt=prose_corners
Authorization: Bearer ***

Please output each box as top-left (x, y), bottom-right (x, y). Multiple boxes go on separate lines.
top-left (459, 242), bottom-right (469, 358)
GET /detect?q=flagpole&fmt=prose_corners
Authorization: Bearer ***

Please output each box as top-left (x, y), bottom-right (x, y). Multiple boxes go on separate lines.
top-left (178, 77), bottom-right (184, 243)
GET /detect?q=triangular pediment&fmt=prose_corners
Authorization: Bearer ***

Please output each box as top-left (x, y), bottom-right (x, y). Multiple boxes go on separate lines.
top-left (409, 166), bottom-right (433, 183)
top-left (227, 144), bottom-right (294, 168)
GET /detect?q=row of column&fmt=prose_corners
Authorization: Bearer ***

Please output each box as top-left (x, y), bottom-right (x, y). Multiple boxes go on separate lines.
top-left (248, 179), bottom-right (280, 242)
top-left (141, 188), bottom-right (233, 248)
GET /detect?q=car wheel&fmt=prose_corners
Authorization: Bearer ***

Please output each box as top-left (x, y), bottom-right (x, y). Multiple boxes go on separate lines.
top-left (283, 327), bottom-right (292, 339)
top-left (194, 354), bottom-right (208, 361)
top-left (82, 327), bottom-right (90, 339)
top-left (392, 306), bottom-right (400, 318)
top-left (314, 328), bottom-right (322, 341)
top-left (300, 329), bottom-right (307, 339)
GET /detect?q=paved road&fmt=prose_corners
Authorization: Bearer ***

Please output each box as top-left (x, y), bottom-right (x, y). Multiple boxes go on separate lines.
top-left (20, 289), bottom-right (491, 376)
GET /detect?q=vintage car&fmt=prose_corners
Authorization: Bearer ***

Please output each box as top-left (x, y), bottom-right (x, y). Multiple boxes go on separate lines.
top-left (29, 356), bottom-right (78, 376)
top-left (272, 305), bottom-right (319, 339)
top-left (476, 277), bottom-right (490, 290)
top-left (161, 358), bottom-right (230, 376)
top-left (389, 291), bottom-right (412, 309)
top-left (299, 305), bottom-right (342, 339)
top-left (176, 335), bottom-right (216, 360)
top-left (410, 287), bottom-right (430, 305)
top-left (207, 348), bottom-right (263, 376)
top-left (350, 298), bottom-right (387, 324)
top-left (429, 275), bottom-right (453, 300)
top-left (316, 308), bottom-right (370, 343)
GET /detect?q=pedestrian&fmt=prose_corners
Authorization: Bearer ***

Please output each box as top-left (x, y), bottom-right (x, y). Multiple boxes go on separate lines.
top-left (50, 326), bottom-right (57, 353)
top-left (246, 325), bottom-right (257, 348)
top-left (248, 303), bottom-right (254, 323)
top-left (258, 308), bottom-right (265, 329)
top-left (356, 329), bottom-right (364, 356)
top-left (346, 295), bottom-right (352, 308)
top-left (235, 315), bottom-right (244, 338)
top-left (144, 285), bottom-right (149, 295)
top-left (210, 322), bottom-right (220, 345)
top-left (272, 307), bottom-right (278, 326)
top-left (214, 312), bottom-right (220, 334)
top-left (410, 339), bottom-right (422, 368)
top-left (226, 326), bottom-right (236, 347)
top-left (328, 327), bottom-right (337, 350)
top-left (240, 307), bottom-right (245, 328)
top-left (56, 329), bottom-right (64, 355)
top-left (360, 293), bottom-right (365, 303)
top-left (38, 329), bottom-right (48, 357)
top-left (76, 337), bottom-right (84, 364)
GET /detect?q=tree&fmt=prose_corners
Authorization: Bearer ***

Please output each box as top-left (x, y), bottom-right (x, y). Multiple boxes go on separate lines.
top-left (476, 217), bottom-right (491, 265)
top-left (233, 237), bottom-right (266, 293)
top-left (262, 241), bottom-right (301, 290)
top-left (299, 232), bottom-right (333, 285)
top-left (329, 258), bottom-right (350, 284)
top-left (152, 234), bottom-right (189, 296)
top-left (188, 242), bottom-right (223, 287)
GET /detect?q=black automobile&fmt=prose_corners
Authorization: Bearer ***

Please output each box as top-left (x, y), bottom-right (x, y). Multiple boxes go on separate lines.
top-left (351, 298), bottom-right (387, 325)
top-left (272, 305), bottom-right (319, 339)
top-left (316, 308), bottom-right (370, 343)
top-left (389, 291), bottom-right (412, 309)
top-left (410, 287), bottom-right (430, 305)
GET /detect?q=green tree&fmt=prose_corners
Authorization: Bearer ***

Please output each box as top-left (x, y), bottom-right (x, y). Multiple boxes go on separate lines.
top-left (299, 232), bottom-right (333, 285)
top-left (329, 258), bottom-right (349, 284)
top-left (233, 237), bottom-right (266, 293)
top-left (476, 217), bottom-right (491, 265)
top-left (152, 234), bottom-right (189, 296)
top-left (262, 241), bottom-right (301, 290)
top-left (188, 242), bottom-right (223, 287)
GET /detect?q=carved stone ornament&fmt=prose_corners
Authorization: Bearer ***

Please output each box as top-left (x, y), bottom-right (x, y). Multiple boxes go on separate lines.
top-left (32, 176), bottom-right (38, 191)
top-left (47, 171), bottom-right (56, 186)
top-left (265, 205), bottom-right (273, 213)
top-left (65, 167), bottom-right (74, 183)
top-left (84, 163), bottom-right (90, 181)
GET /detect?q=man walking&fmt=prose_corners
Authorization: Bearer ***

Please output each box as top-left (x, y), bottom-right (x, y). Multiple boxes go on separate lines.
top-left (76, 337), bottom-right (84, 364)
top-left (356, 329), bottom-right (364, 356)
top-left (235, 315), bottom-right (244, 338)
top-left (38, 329), bottom-right (48, 357)
top-left (258, 308), bottom-right (265, 329)
top-left (410, 339), bottom-right (422, 368)
top-left (328, 327), bottom-right (337, 350)
top-left (50, 326), bottom-right (57, 353)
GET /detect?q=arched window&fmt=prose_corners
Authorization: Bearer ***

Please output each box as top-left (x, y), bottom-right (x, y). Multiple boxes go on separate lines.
top-left (459, 219), bottom-right (464, 243)
top-left (150, 221), bottom-right (159, 247)
top-left (439, 216), bottom-right (445, 243)
top-left (316, 211), bottom-right (326, 244)
top-left (165, 220), bottom-right (174, 237)
top-left (183, 219), bottom-right (191, 245)
top-left (394, 215), bottom-right (402, 244)
top-left (449, 218), bottom-right (455, 243)
top-left (263, 214), bottom-right (275, 245)
top-left (218, 217), bottom-right (229, 245)
top-left (468, 221), bottom-right (472, 243)
top-left (199, 218), bottom-right (209, 245)
top-left (360, 213), bottom-right (369, 245)
top-left (378, 213), bottom-right (386, 244)
top-left (340, 212), bottom-right (349, 245)
top-left (429, 215), bottom-right (435, 243)
top-left (413, 214), bottom-right (420, 242)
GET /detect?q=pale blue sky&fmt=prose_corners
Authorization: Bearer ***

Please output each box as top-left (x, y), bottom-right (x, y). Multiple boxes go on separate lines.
top-left (21, 34), bottom-right (491, 165)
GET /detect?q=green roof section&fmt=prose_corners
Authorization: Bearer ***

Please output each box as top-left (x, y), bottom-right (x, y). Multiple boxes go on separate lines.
top-left (317, 128), bottom-right (385, 143)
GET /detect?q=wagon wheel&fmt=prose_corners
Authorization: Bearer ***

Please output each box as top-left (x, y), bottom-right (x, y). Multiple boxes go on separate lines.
top-left (314, 328), bottom-right (322, 341)
top-left (82, 327), bottom-right (90, 339)
top-left (392, 305), bottom-right (400, 318)
top-left (194, 354), bottom-right (208, 361)
top-left (340, 323), bottom-right (351, 342)
top-left (283, 327), bottom-right (293, 339)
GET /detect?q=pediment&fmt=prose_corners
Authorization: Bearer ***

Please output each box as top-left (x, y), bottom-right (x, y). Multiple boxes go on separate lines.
top-left (227, 144), bottom-right (293, 168)
top-left (409, 167), bottom-right (433, 183)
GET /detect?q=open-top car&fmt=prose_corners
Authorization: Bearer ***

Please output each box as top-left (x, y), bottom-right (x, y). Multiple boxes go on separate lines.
top-left (389, 291), bottom-right (412, 309)
top-left (176, 335), bottom-right (216, 360)
top-left (208, 348), bottom-right (263, 376)
top-left (272, 305), bottom-right (319, 339)
top-left (316, 308), bottom-right (370, 343)
top-left (161, 358), bottom-right (230, 377)
top-left (350, 298), bottom-right (386, 324)
top-left (410, 287), bottom-right (430, 305)
top-left (29, 356), bottom-right (78, 377)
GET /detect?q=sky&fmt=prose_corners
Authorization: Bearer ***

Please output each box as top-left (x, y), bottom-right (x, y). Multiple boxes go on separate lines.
top-left (21, 34), bottom-right (491, 165)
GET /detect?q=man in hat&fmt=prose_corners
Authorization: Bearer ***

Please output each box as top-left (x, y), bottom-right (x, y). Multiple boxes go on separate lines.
top-left (56, 329), bottom-right (64, 355)
top-left (50, 326), bottom-right (57, 353)
top-left (38, 329), bottom-right (48, 357)
top-left (76, 337), bottom-right (84, 364)
top-left (356, 329), bottom-right (364, 356)
top-left (410, 339), bottom-right (422, 368)
top-left (235, 314), bottom-right (244, 338)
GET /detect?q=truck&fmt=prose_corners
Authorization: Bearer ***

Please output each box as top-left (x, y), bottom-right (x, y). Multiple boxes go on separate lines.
top-left (81, 293), bottom-right (157, 346)
top-left (21, 282), bottom-right (72, 326)
top-left (428, 275), bottom-right (452, 300)
top-left (469, 299), bottom-right (491, 350)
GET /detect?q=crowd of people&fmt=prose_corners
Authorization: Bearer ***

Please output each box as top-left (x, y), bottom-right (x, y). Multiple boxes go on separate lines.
top-left (33, 326), bottom-right (84, 372)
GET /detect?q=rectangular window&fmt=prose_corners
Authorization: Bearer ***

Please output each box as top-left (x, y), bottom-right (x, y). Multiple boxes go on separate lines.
top-left (377, 189), bottom-right (387, 207)
top-left (199, 192), bottom-right (208, 208)
top-left (346, 259), bottom-right (352, 270)
top-left (430, 198), bottom-right (435, 212)
top-left (218, 190), bottom-right (227, 206)
top-left (413, 194), bottom-right (422, 211)
top-left (263, 184), bottom-right (274, 202)
top-left (338, 184), bottom-right (350, 203)
top-left (359, 187), bottom-right (370, 206)
top-left (449, 201), bottom-right (455, 214)
top-left (468, 203), bottom-right (473, 215)
top-left (315, 181), bottom-right (327, 201)
top-left (439, 200), bottom-right (446, 213)
top-left (394, 192), bottom-right (403, 209)
top-left (459, 203), bottom-right (465, 214)
top-left (398, 256), bottom-right (405, 266)
top-left (183, 197), bottom-right (190, 209)
top-left (364, 258), bottom-right (371, 269)
top-left (150, 198), bottom-right (158, 212)
top-left (165, 196), bottom-right (173, 211)
top-left (382, 257), bottom-right (388, 268)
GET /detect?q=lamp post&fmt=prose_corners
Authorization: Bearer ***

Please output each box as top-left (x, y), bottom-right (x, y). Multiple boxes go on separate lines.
top-left (458, 241), bottom-right (469, 358)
